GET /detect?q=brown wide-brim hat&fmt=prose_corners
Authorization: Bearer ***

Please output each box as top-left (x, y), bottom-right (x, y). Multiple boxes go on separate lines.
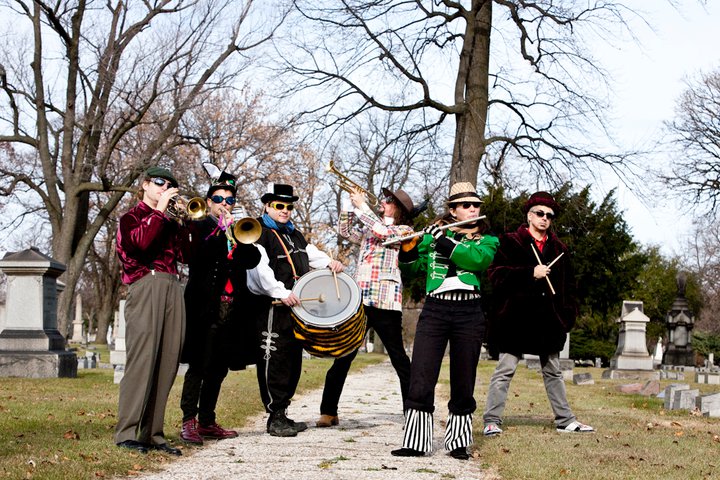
top-left (381, 187), bottom-right (414, 214)
top-left (446, 182), bottom-right (482, 205)
top-left (523, 191), bottom-right (560, 214)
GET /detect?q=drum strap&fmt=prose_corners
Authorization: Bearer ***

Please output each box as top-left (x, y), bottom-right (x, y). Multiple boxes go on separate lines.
top-left (270, 229), bottom-right (299, 281)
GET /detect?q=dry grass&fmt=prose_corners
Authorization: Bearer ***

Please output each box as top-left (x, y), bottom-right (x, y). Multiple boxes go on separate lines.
top-left (2, 352), bottom-right (720, 479)
top-left (468, 362), bottom-right (720, 480)
top-left (0, 352), bottom-right (383, 480)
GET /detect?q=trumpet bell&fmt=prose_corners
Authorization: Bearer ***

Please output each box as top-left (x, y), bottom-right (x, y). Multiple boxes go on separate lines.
top-left (186, 197), bottom-right (208, 221)
top-left (232, 217), bottom-right (262, 244)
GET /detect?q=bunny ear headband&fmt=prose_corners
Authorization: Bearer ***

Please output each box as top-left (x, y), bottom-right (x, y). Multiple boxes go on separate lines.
top-left (203, 162), bottom-right (236, 186)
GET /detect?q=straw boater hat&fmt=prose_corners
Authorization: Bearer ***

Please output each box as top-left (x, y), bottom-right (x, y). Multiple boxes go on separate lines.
top-left (523, 191), bottom-right (560, 214)
top-left (381, 187), bottom-right (414, 215)
top-left (447, 182), bottom-right (482, 205)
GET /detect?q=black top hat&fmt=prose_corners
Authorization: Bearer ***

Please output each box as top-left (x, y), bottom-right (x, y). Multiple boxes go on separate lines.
top-left (260, 183), bottom-right (299, 204)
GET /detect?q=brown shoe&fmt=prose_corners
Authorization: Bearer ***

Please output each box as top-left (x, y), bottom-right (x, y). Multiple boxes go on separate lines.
top-left (316, 414), bottom-right (339, 428)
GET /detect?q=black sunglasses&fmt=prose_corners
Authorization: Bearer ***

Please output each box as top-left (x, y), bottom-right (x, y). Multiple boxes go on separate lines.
top-left (270, 202), bottom-right (294, 211)
top-left (531, 210), bottom-right (555, 220)
top-left (150, 177), bottom-right (174, 188)
top-left (210, 195), bottom-right (236, 205)
top-left (451, 202), bottom-right (481, 209)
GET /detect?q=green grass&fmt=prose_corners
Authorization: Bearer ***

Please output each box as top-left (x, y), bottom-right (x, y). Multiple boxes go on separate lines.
top-left (2, 352), bottom-right (720, 479)
top-left (0, 351), bottom-right (384, 480)
top-left (468, 363), bottom-right (720, 480)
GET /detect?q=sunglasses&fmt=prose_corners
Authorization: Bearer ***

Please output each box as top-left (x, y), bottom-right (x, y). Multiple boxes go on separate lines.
top-left (210, 195), bottom-right (236, 205)
top-left (270, 202), bottom-right (294, 211)
top-left (150, 177), bottom-right (174, 188)
top-left (451, 202), bottom-right (481, 209)
top-left (382, 196), bottom-right (395, 204)
top-left (531, 210), bottom-right (556, 220)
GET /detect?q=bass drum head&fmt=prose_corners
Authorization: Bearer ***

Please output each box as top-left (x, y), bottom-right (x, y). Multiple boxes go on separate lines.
top-left (291, 270), bottom-right (361, 328)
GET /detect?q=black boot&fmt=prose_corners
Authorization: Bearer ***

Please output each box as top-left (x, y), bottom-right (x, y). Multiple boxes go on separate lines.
top-left (267, 411), bottom-right (297, 437)
top-left (285, 413), bottom-right (308, 433)
top-left (391, 447), bottom-right (424, 457)
top-left (449, 447), bottom-right (470, 460)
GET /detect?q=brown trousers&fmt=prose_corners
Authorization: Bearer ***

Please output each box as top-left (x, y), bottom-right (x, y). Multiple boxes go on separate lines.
top-left (114, 272), bottom-right (185, 446)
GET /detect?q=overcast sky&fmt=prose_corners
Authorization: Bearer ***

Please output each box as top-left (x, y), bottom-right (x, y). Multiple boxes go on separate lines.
top-left (593, 0), bottom-right (719, 256)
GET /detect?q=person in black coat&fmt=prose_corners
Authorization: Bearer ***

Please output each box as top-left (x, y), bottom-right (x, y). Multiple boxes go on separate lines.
top-left (482, 191), bottom-right (594, 437)
top-left (179, 176), bottom-right (261, 445)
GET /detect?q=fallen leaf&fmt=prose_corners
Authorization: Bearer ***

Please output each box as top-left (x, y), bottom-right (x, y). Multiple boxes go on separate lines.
top-left (674, 431), bottom-right (684, 437)
top-left (670, 421), bottom-right (683, 427)
top-left (63, 430), bottom-right (80, 440)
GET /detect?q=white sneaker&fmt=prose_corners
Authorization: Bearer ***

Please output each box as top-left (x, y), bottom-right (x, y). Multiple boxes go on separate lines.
top-left (557, 421), bottom-right (594, 433)
top-left (483, 423), bottom-right (503, 436)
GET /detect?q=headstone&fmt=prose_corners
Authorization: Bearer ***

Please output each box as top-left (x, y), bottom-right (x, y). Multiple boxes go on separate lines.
top-left (595, 357), bottom-right (602, 368)
top-left (663, 384), bottom-right (690, 410)
top-left (662, 272), bottom-right (695, 366)
top-left (672, 389), bottom-right (699, 410)
top-left (640, 380), bottom-right (660, 396)
top-left (85, 351), bottom-right (97, 369)
top-left (70, 294), bottom-right (83, 342)
top-left (603, 301), bottom-right (657, 380)
top-left (573, 372), bottom-right (594, 385)
top-left (0, 248), bottom-right (77, 378)
top-left (696, 393), bottom-right (720, 417)
top-left (110, 300), bottom-right (127, 384)
top-left (652, 337), bottom-right (663, 368)
top-left (710, 353), bottom-right (715, 368)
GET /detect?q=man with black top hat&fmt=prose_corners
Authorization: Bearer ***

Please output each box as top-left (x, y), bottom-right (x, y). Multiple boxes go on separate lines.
top-left (482, 191), bottom-right (594, 437)
top-left (179, 171), bottom-right (261, 445)
top-left (247, 183), bottom-right (345, 437)
top-left (115, 166), bottom-right (193, 456)
top-left (315, 186), bottom-right (416, 428)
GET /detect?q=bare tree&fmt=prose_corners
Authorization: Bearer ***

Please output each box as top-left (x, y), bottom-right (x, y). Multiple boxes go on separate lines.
top-left (663, 67), bottom-right (720, 215)
top-left (685, 218), bottom-right (720, 334)
top-left (270, 0), bottom-right (639, 193)
top-left (0, 0), bottom-right (289, 336)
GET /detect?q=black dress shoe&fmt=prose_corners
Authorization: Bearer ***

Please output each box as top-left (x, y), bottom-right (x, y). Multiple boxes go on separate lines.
top-left (391, 447), bottom-right (424, 457)
top-left (116, 440), bottom-right (148, 454)
top-left (449, 447), bottom-right (470, 460)
top-left (151, 443), bottom-right (182, 456)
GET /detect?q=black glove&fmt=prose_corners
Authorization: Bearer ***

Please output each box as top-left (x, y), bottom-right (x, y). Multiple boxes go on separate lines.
top-left (424, 224), bottom-right (444, 240)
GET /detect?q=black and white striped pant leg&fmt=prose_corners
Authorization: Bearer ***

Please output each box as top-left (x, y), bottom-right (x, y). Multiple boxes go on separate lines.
top-left (444, 413), bottom-right (473, 451)
top-left (402, 408), bottom-right (433, 453)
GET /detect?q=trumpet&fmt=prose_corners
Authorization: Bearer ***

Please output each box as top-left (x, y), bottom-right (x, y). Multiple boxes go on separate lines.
top-left (230, 217), bottom-right (262, 244)
top-left (166, 195), bottom-right (207, 222)
top-left (218, 206), bottom-right (262, 245)
top-left (326, 160), bottom-right (379, 206)
top-left (381, 216), bottom-right (487, 246)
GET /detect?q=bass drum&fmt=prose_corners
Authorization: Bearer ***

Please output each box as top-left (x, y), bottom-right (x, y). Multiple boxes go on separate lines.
top-left (290, 270), bottom-right (366, 358)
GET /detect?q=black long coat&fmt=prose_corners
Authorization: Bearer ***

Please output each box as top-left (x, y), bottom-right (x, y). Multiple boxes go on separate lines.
top-left (487, 225), bottom-right (578, 356)
top-left (182, 216), bottom-right (261, 369)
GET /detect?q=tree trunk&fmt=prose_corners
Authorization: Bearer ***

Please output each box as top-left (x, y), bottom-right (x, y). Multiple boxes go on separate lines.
top-left (451, 0), bottom-right (492, 187)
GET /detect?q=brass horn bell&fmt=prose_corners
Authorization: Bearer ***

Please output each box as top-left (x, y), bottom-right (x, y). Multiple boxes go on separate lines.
top-left (231, 217), bottom-right (262, 244)
top-left (166, 195), bottom-right (208, 222)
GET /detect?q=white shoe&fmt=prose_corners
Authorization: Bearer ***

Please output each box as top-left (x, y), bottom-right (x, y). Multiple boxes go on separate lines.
top-left (557, 421), bottom-right (594, 433)
top-left (483, 423), bottom-right (503, 436)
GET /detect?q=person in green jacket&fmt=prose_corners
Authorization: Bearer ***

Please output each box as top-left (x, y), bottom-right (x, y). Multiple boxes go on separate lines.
top-left (391, 182), bottom-right (499, 461)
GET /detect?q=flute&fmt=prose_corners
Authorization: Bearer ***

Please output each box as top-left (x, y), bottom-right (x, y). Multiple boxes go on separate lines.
top-left (381, 216), bottom-right (486, 246)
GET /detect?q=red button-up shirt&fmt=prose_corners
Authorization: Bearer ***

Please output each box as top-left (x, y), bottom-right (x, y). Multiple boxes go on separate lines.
top-left (116, 201), bottom-right (193, 284)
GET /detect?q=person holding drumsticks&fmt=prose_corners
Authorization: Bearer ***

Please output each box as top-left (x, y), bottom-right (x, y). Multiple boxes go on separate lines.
top-left (246, 183), bottom-right (345, 437)
top-left (482, 191), bottom-right (594, 437)
top-left (315, 186), bottom-right (417, 428)
top-left (179, 171), bottom-right (261, 445)
top-left (391, 182), bottom-right (499, 461)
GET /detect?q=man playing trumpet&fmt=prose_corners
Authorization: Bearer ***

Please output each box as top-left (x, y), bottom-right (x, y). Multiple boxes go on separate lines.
top-left (316, 186), bottom-right (417, 428)
top-left (179, 172), bottom-right (261, 445)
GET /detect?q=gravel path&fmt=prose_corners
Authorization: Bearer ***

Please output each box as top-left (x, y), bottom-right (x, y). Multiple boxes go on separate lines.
top-left (135, 360), bottom-right (494, 480)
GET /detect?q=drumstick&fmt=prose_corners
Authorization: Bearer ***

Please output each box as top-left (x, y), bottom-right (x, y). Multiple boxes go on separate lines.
top-left (530, 243), bottom-right (555, 295)
top-left (272, 294), bottom-right (327, 305)
top-left (546, 252), bottom-right (564, 268)
top-left (329, 251), bottom-right (341, 300)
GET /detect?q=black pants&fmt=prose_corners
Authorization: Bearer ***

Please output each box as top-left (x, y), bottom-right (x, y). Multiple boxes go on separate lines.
top-left (405, 297), bottom-right (484, 415)
top-left (180, 323), bottom-right (229, 425)
top-left (320, 306), bottom-right (411, 416)
top-left (256, 306), bottom-right (304, 413)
